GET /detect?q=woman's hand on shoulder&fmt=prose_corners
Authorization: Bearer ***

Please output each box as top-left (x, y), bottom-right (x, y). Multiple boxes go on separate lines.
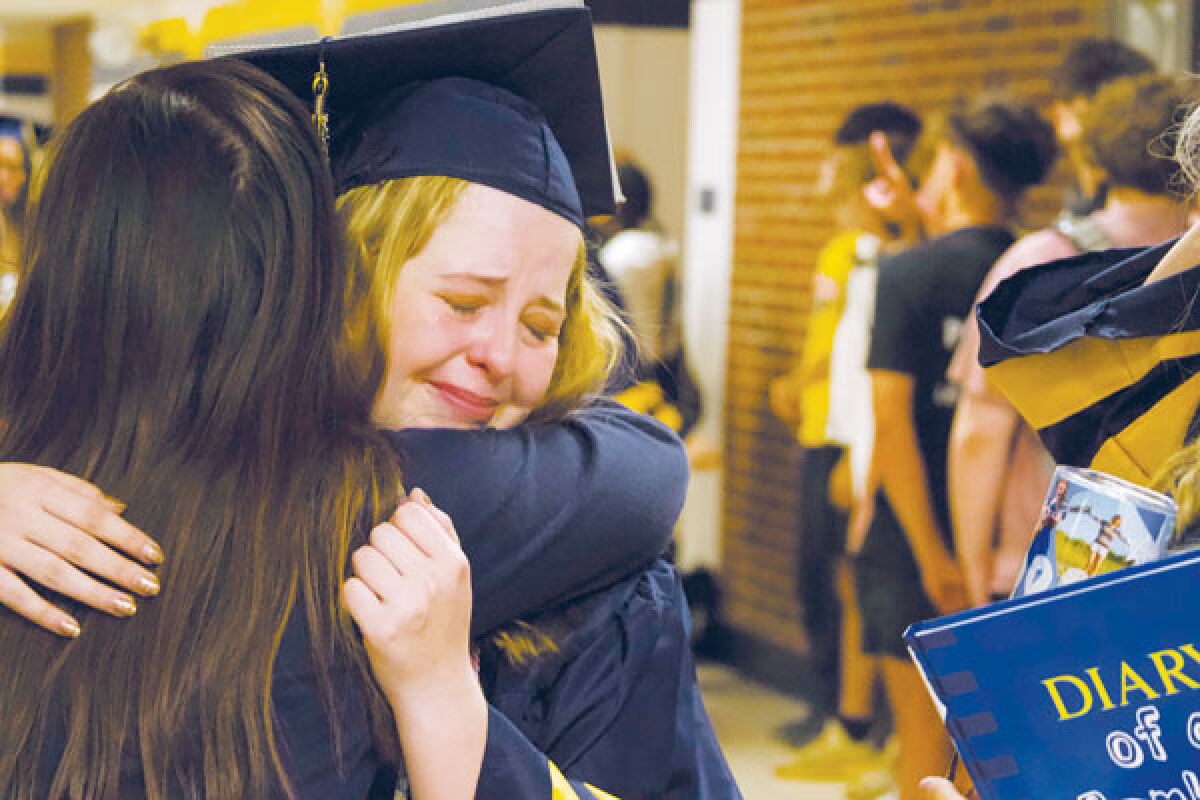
top-left (344, 488), bottom-right (476, 708)
top-left (0, 463), bottom-right (162, 636)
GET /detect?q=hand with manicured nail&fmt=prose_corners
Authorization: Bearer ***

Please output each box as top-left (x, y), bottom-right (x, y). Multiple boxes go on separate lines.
top-left (343, 488), bottom-right (485, 800)
top-left (0, 463), bottom-right (163, 637)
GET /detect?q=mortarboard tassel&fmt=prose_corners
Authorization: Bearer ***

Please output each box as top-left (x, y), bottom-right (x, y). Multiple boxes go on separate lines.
top-left (311, 37), bottom-right (331, 155)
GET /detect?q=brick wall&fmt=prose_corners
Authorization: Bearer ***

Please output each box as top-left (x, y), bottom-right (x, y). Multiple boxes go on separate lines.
top-left (724, 0), bottom-right (1105, 675)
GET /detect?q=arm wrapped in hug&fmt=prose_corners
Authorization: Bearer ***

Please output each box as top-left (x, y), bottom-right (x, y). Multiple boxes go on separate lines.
top-left (386, 401), bottom-right (688, 635)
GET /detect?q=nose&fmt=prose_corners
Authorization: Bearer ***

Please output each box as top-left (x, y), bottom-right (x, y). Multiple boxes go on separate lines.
top-left (465, 314), bottom-right (516, 380)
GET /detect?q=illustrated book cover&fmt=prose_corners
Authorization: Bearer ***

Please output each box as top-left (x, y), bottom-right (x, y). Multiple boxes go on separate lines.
top-left (905, 548), bottom-right (1200, 800)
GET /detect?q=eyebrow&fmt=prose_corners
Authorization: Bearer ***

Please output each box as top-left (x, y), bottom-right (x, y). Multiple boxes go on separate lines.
top-left (440, 273), bottom-right (566, 315)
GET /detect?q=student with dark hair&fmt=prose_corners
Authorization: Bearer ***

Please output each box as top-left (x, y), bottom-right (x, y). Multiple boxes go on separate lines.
top-left (1048, 36), bottom-right (1156, 213)
top-left (859, 96), bottom-right (1057, 800)
top-left (768, 101), bottom-right (922, 775)
top-left (835, 103), bottom-right (922, 151)
top-left (598, 157), bottom-right (704, 438)
top-left (613, 161), bottom-right (653, 229)
top-left (0, 56), bottom-right (413, 800)
top-left (1050, 36), bottom-right (1156, 96)
top-left (947, 75), bottom-right (1191, 610)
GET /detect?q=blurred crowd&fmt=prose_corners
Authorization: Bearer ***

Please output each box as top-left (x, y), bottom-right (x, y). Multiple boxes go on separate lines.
top-left (765, 37), bottom-right (1194, 800)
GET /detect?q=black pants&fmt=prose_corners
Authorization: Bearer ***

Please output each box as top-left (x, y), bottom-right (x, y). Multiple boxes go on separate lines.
top-left (798, 444), bottom-right (848, 713)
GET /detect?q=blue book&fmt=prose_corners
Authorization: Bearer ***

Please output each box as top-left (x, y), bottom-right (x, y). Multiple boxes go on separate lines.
top-left (904, 548), bottom-right (1200, 800)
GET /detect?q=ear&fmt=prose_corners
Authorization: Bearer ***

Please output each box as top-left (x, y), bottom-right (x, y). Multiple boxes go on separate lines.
top-left (1050, 100), bottom-right (1082, 142)
top-left (946, 144), bottom-right (972, 188)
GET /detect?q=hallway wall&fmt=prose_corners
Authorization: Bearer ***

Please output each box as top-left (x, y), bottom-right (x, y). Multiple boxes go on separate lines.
top-left (723, 0), bottom-right (1107, 684)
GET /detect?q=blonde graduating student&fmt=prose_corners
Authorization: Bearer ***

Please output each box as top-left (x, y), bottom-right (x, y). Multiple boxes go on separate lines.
top-left (0, 5), bottom-right (738, 799)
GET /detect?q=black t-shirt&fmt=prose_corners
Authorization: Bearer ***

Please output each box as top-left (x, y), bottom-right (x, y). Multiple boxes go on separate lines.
top-left (863, 225), bottom-right (1015, 563)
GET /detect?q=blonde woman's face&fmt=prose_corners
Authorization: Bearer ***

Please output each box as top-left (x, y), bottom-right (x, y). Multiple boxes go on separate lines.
top-left (371, 183), bottom-right (576, 430)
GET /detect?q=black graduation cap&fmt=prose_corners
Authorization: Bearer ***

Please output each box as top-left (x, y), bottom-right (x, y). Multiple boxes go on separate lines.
top-left (216, 1), bottom-right (619, 226)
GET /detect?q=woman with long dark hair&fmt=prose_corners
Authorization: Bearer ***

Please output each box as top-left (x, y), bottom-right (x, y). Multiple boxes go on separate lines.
top-left (0, 58), bottom-right (415, 798)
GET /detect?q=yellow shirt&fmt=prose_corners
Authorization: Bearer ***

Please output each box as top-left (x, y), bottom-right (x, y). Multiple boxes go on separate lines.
top-left (798, 229), bottom-right (860, 447)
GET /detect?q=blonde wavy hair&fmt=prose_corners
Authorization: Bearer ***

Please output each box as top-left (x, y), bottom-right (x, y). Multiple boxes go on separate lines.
top-left (1174, 102), bottom-right (1200, 192)
top-left (1153, 103), bottom-right (1200, 538)
top-left (337, 175), bottom-right (625, 423)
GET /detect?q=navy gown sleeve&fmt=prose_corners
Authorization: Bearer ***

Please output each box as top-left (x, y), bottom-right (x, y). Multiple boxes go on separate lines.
top-left (475, 707), bottom-right (621, 800)
top-left (477, 560), bottom-right (742, 800)
top-left (385, 401), bottom-right (687, 636)
top-left (270, 614), bottom-right (395, 799)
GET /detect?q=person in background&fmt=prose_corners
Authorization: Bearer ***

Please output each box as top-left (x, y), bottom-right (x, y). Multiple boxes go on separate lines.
top-left (771, 102), bottom-right (923, 786)
top-left (922, 83), bottom-right (1200, 800)
top-left (861, 37), bottom-right (1153, 251)
top-left (0, 120), bottom-right (31, 309)
top-left (859, 97), bottom-right (1057, 800)
top-left (946, 74), bottom-right (1192, 608)
top-left (596, 158), bottom-right (703, 439)
top-left (1046, 36), bottom-right (1155, 218)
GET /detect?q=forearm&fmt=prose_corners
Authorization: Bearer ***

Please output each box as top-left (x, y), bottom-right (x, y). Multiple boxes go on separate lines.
top-left (389, 664), bottom-right (488, 800)
top-left (875, 420), bottom-right (947, 563)
top-left (948, 398), bottom-right (1019, 606)
top-left (389, 404), bottom-right (686, 634)
top-left (846, 440), bottom-right (879, 555)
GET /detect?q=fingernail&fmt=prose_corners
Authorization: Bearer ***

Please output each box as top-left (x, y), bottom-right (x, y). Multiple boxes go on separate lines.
top-left (411, 487), bottom-right (432, 505)
top-left (143, 542), bottom-right (163, 565)
top-left (59, 617), bottom-right (81, 637)
top-left (113, 596), bottom-right (137, 616)
top-left (919, 778), bottom-right (938, 790)
top-left (137, 574), bottom-right (160, 596)
top-left (103, 493), bottom-right (126, 513)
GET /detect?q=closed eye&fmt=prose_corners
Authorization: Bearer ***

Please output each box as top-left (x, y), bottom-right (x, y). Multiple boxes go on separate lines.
top-left (525, 323), bottom-right (559, 343)
top-left (523, 312), bottom-right (562, 343)
top-left (439, 293), bottom-right (486, 315)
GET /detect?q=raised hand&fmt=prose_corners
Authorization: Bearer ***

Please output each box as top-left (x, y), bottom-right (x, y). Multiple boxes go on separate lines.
top-left (343, 488), bottom-right (485, 800)
top-left (864, 130), bottom-right (924, 244)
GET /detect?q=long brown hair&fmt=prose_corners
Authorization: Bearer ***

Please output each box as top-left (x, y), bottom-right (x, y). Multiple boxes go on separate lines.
top-left (0, 59), bottom-right (399, 798)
